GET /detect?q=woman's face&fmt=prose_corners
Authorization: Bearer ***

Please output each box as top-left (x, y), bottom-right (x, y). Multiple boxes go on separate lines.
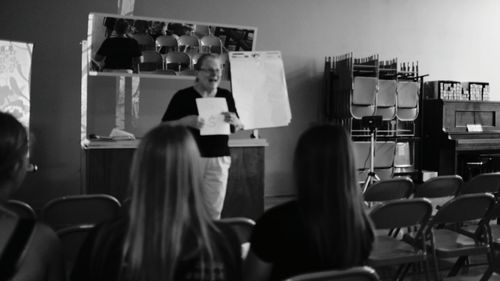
top-left (196, 57), bottom-right (222, 92)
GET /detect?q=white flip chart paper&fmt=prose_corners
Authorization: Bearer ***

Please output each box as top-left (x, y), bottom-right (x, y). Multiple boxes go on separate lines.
top-left (196, 97), bottom-right (230, 136)
top-left (229, 51), bottom-right (291, 130)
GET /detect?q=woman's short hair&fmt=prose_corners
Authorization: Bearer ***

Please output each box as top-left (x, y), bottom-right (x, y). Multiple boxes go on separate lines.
top-left (194, 53), bottom-right (220, 71)
top-left (0, 111), bottom-right (28, 184)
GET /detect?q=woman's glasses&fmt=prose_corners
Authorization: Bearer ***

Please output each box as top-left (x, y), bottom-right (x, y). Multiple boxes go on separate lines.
top-left (199, 68), bottom-right (222, 74)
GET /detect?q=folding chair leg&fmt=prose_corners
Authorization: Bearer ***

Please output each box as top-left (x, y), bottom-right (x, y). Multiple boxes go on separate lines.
top-left (432, 254), bottom-right (442, 281)
top-left (479, 267), bottom-right (493, 281)
top-left (394, 264), bottom-right (407, 281)
top-left (395, 263), bottom-right (411, 281)
top-left (448, 256), bottom-right (467, 277)
top-left (422, 259), bottom-right (431, 281)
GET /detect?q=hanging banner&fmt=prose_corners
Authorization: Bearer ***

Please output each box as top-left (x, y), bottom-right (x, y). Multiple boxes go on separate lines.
top-left (0, 39), bottom-right (33, 129)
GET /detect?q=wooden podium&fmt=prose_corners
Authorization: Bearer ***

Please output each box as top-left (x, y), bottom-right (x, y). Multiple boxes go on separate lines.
top-left (81, 138), bottom-right (267, 220)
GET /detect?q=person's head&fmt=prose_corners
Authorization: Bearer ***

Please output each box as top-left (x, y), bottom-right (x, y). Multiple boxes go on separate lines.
top-left (114, 19), bottom-right (130, 35)
top-left (194, 54), bottom-right (222, 92)
top-left (0, 111), bottom-right (28, 197)
top-left (294, 124), bottom-right (359, 205)
top-left (294, 124), bottom-right (372, 267)
top-left (123, 124), bottom-right (215, 281)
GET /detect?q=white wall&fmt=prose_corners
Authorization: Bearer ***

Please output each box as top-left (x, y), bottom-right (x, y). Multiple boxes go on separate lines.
top-left (131, 0), bottom-right (500, 196)
top-left (1, 0), bottom-right (499, 208)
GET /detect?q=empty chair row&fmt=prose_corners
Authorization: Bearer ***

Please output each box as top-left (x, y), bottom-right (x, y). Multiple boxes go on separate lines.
top-left (363, 172), bottom-right (500, 203)
top-left (368, 193), bottom-right (496, 281)
top-left (131, 33), bottom-right (224, 55)
top-left (139, 50), bottom-right (229, 75)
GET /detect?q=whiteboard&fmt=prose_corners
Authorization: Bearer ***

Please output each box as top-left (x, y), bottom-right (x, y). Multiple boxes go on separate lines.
top-left (229, 51), bottom-right (291, 130)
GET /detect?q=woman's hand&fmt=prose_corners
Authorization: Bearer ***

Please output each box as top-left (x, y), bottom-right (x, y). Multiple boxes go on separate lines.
top-left (222, 112), bottom-right (244, 131)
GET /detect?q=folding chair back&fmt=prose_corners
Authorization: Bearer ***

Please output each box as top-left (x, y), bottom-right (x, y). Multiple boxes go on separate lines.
top-left (414, 175), bottom-right (463, 198)
top-left (218, 217), bottom-right (255, 245)
top-left (200, 35), bottom-right (223, 54)
top-left (139, 50), bottom-right (162, 72)
top-left (177, 35), bottom-right (200, 54)
top-left (364, 178), bottom-right (413, 202)
top-left (165, 51), bottom-right (191, 72)
top-left (459, 172), bottom-right (500, 195)
top-left (426, 193), bottom-right (495, 280)
top-left (155, 35), bottom-right (178, 54)
top-left (375, 79), bottom-right (397, 121)
top-left (350, 77), bottom-right (377, 119)
top-left (6, 200), bottom-right (36, 219)
top-left (130, 33), bottom-right (155, 51)
top-left (431, 193), bottom-right (495, 225)
top-left (284, 266), bottom-right (379, 281)
top-left (57, 224), bottom-right (94, 277)
top-left (41, 194), bottom-right (121, 231)
top-left (369, 198), bottom-right (432, 230)
top-left (396, 81), bottom-right (419, 121)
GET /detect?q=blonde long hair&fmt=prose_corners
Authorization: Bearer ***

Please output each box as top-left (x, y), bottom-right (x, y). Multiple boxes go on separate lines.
top-left (122, 124), bottom-right (216, 281)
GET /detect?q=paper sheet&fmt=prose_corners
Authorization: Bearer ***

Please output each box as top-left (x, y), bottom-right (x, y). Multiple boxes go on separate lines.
top-left (229, 51), bottom-right (291, 130)
top-left (196, 97), bottom-right (229, 136)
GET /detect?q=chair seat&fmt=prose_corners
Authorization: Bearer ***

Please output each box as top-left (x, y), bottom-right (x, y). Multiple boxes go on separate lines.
top-left (368, 235), bottom-right (425, 266)
top-left (433, 229), bottom-right (489, 258)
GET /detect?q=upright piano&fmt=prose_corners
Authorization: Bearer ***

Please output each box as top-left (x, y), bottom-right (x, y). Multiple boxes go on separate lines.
top-left (423, 100), bottom-right (500, 180)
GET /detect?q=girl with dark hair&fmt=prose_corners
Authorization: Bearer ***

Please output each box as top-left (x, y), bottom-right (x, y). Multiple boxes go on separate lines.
top-left (243, 124), bottom-right (374, 281)
top-left (72, 124), bottom-right (241, 281)
top-left (0, 111), bottom-right (64, 281)
top-left (161, 53), bottom-right (243, 219)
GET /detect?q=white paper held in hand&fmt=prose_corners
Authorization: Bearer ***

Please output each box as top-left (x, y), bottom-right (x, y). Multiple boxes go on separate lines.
top-left (196, 98), bottom-right (230, 136)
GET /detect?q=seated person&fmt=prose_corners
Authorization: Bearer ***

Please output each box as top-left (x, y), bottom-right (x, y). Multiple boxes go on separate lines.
top-left (94, 19), bottom-right (141, 73)
top-left (243, 124), bottom-right (374, 281)
top-left (71, 124), bottom-right (241, 281)
top-left (0, 111), bottom-right (64, 281)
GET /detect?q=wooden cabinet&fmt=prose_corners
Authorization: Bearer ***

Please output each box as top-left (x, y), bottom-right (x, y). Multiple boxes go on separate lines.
top-left (82, 139), bottom-right (266, 220)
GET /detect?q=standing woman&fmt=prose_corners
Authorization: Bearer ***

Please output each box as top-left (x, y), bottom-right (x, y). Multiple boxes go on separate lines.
top-left (243, 124), bottom-right (374, 281)
top-left (161, 53), bottom-right (243, 219)
top-left (0, 111), bottom-right (65, 281)
top-left (71, 124), bottom-right (241, 281)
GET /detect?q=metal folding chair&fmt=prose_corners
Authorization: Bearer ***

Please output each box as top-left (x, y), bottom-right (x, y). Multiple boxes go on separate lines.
top-left (368, 198), bottom-right (433, 281)
top-left (284, 266), bottom-right (379, 281)
top-left (41, 194), bottom-right (121, 231)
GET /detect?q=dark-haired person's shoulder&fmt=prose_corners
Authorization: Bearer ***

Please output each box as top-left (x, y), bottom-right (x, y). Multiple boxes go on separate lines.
top-left (256, 200), bottom-right (298, 225)
top-left (263, 200), bottom-right (298, 216)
